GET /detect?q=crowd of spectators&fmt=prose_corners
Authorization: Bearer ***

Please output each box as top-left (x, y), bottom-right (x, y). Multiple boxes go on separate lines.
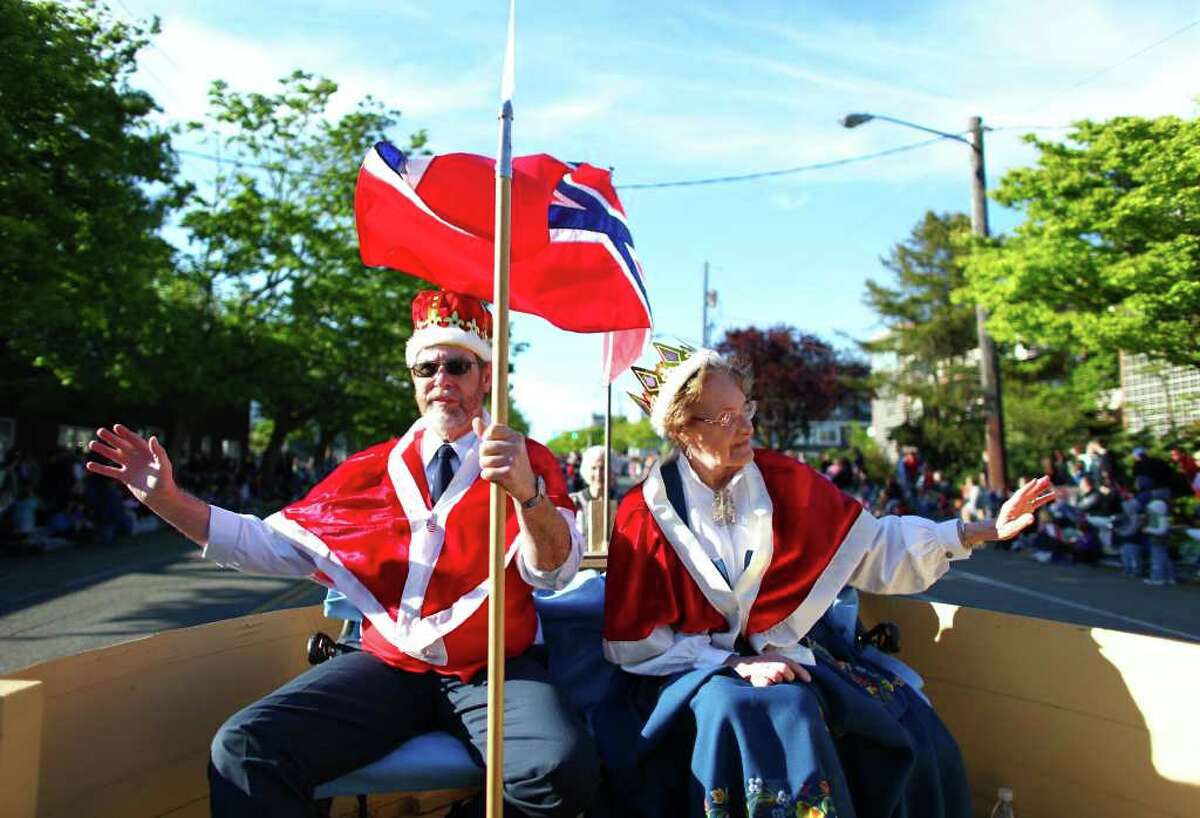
top-left (1014, 442), bottom-right (1200, 585)
top-left (10, 433), bottom-right (1199, 587)
top-left (803, 439), bottom-right (1200, 587)
top-left (0, 446), bottom-right (150, 554)
top-left (0, 444), bottom-right (338, 556)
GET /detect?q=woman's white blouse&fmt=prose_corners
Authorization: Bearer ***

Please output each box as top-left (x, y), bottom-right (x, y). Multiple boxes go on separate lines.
top-left (619, 459), bottom-right (969, 677)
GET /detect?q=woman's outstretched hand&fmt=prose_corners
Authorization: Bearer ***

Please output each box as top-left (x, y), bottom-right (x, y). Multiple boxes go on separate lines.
top-left (725, 653), bottom-right (812, 687)
top-left (86, 424), bottom-right (177, 507)
top-left (993, 475), bottom-right (1056, 541)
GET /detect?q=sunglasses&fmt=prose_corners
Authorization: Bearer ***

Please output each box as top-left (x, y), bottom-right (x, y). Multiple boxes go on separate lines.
top-left (410, 358), bottom-right (478, 378)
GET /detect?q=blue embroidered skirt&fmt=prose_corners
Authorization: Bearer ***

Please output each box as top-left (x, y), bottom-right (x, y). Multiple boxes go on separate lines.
top-left (594, 640), bottom-right (969, 818)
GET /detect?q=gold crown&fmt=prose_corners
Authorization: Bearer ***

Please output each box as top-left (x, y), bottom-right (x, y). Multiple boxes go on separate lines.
top-left (629, 341), bottom-right (697, 415)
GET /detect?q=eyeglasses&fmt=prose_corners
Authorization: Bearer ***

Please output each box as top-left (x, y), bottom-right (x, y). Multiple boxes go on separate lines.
top-left (410, 359), bottom-right (478, 378)
top-left (694, 400), bottom-right (757, 429)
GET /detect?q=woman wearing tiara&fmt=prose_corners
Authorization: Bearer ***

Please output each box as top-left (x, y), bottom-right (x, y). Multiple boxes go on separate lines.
top-left (598, 344), bottom-right (1053, 818)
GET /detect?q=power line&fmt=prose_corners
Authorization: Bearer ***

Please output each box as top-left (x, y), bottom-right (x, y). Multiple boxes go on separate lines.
top-left (174, 126), bottom-right (1073, 190)
top-left (1015, 16), bottom-right (1200, 117)
top-left (615, 135), bottom-right (949, 190)
top-left (176, 136), bottom-right (958, 189)
top-left (988, 124), bottom-right (1073, 132)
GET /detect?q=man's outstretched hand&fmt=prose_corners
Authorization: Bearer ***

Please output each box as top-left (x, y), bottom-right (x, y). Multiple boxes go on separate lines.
top-left (87, 424), bottom-right (176, 507)
top-left (86, 424), bottom-right (211, 546)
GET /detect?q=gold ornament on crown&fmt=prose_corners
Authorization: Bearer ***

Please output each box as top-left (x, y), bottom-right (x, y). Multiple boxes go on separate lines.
top-left (628, 341), bottom-right (698, 416)
top-left (417, 295), bottom-right (491, 343)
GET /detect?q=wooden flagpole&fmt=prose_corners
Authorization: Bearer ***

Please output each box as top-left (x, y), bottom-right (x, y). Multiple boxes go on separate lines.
top-left (602, 382), bottom-right (612, 550)
top-left (486, 3), bottom-right (516, 816)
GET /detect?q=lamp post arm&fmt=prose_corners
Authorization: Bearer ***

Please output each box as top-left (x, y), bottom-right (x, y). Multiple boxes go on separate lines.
top-left (868, 114), bottom-right (972, 145)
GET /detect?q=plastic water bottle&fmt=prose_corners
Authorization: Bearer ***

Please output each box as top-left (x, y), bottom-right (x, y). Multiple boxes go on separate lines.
top-left (989, 787), bottom-right (1014, 818)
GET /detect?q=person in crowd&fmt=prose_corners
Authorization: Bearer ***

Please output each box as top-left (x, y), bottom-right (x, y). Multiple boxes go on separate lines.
top-left (1072, 520), bottom-right (1102, 565)
top-left (1132, 447), bottom-right (1180, 499)
top-left (1170, 447), bottom-right (1198, 487)
top-left (1048, 450), bottom-right (1071, 485)
top-left (1071, 443), bottom-right (1102, 487)
top-left (961, 473), bottom-right (984, 522)
top-left (83, 456), bottom-right (131, 546)
top-left (1030, 507), bottom-right (1071, 564)
top-left (570, 445), bottom-right (617, 552)
top-left (894, 446), bottom-right (923, 506)
top-left (876, 478), bottom-right (910, 516)
top-left (1066, 458), bottom-right (1086, 486)
top-left (6, 484), bottom-right (41, 551)
top-left (1115, 493), bottom-right (1144, 578)
top-left (1142, 497), bottom-right (1175, 586)
top-left (1074, 475), bottom-right (1104, 517)
top-left (1192, 450), bottom-right (1200, 504)
top-left (563, 451), bottom-right (584, 493)
top-left (599, 346), bottom-right (1053, 817)
top-left (1087, 439), bottom-right (1120, 487)
top-left (1096, 471), bottom-right (1121, 515)
top-left (87, 290), bottom-right (598, 818)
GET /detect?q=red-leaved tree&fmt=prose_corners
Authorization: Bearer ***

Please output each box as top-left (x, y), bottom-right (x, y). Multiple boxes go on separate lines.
top-left (716, 325), bottom-right (868, 450)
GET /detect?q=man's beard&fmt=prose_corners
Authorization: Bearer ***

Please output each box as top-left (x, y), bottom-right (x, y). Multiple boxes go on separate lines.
top-left (424, 400), bottom-right (478, 439)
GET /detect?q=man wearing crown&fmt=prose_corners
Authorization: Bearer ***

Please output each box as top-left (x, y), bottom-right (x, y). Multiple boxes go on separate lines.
top-left (598, 342), bottom-right (1054, 817)
top-left (86, 290), bottom-right (599, 818)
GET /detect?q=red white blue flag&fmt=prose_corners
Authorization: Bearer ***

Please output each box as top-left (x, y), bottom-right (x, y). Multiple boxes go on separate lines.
top-left (355, 142), bottom-right (651, 376)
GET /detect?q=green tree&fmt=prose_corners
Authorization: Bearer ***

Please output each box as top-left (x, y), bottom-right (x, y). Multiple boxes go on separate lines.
top-left (860, 212), bottom-right (984, 476)
top-left (0, 0), bottom-right (179, 395)
top-left (963, 114), bottom-right (1200, 368)
top-left (181, 72), bottom-right (429, 493)
top-left (1001, 351), bottom-right (1119, 479)
top-left (546, 416), bottom-right (662, 457)
top-left (865, 211), bottom-right (1121, 482)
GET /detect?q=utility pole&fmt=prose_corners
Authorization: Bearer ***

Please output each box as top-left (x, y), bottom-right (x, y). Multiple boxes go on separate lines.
top-left (840, 111), bottom-right (1009, 492)
top-left (968, 116), bottom-right (1008, 492)
top-left (702, 260), bottom-right (710, 347)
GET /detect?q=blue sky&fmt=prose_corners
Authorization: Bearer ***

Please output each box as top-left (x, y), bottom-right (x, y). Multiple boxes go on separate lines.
top-left (114, 0), bottom-right (1200, 441)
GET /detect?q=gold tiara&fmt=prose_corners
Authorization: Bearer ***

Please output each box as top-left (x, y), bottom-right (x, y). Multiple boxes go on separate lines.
top-left (628, 341), bottom-right (697, 416)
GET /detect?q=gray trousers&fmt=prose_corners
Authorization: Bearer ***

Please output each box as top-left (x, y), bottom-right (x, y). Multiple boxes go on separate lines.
top-left (209, 649), bottom-right (599, 817)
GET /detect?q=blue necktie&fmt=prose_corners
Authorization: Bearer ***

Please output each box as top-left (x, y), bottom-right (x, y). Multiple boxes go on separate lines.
top-left (430, 444), bottom-right (457, 504)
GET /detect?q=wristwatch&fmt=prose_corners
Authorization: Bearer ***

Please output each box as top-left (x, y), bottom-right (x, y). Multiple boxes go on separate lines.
top-left (520, 475), bottom-right (546, 510)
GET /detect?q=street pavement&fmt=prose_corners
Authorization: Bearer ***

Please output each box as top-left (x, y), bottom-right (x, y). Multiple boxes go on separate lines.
top-left (907, 545), bottom-right (1199, 642)
top-left (0, 529), bottom-right (327, 676)
top-left (1, 528), bottom-right (1197, 677)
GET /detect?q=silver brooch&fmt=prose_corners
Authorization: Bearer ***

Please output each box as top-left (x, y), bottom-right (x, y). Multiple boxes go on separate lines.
top-left (712, 487), bottom-right (736, 527)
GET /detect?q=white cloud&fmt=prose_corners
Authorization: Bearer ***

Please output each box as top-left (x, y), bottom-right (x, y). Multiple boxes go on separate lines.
top-left (135, 16), bottom-right (497, 132)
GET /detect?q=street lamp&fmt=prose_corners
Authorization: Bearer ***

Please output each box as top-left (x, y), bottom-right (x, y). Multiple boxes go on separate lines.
top-left (842, 112), bottom-right (1008, 492)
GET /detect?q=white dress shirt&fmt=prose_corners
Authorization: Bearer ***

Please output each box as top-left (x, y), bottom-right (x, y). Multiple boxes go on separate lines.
top-left (620, 457), bottom-right (971, 676)
top-left (203, 428), bottom-right (582, 591)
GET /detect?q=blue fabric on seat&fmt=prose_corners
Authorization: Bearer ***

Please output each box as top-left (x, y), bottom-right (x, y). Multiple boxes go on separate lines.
top-left (312, 731), bottom-right (483, 798)
top-left (323, 588), bottom-right (363, 623)
top-left (533, 570), bottom-right (614, 725)
top-left (312, 572), bottom-right (610, 797)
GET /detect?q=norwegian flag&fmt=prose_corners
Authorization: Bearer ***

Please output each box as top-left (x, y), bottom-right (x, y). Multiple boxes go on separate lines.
top-left (356, 142), bottom-right (651, 373)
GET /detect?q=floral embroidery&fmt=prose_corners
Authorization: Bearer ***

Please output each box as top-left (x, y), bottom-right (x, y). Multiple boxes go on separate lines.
top-left (705, 787), bottom-right (730, 817)
top-left (832, 657), bottom-right (903, 702)
top-left (730, 778), bottom-right (836, 818)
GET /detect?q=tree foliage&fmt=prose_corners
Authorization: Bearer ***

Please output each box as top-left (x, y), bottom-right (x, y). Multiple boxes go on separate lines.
top-left (716, 326), bottom-right (866, 451)
top-left (0, 0), bottom-right (179, 394)
top-left (179, 72), bottom-right (430, 482)
top-left (864, 211), bottom-right (1122, 481)
top-left (860, 212), bottom-right (984, 475)
top-left (546, 416), bottom-right (662, 457)
top-left (963, 114), bottom-right (1200, 368)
